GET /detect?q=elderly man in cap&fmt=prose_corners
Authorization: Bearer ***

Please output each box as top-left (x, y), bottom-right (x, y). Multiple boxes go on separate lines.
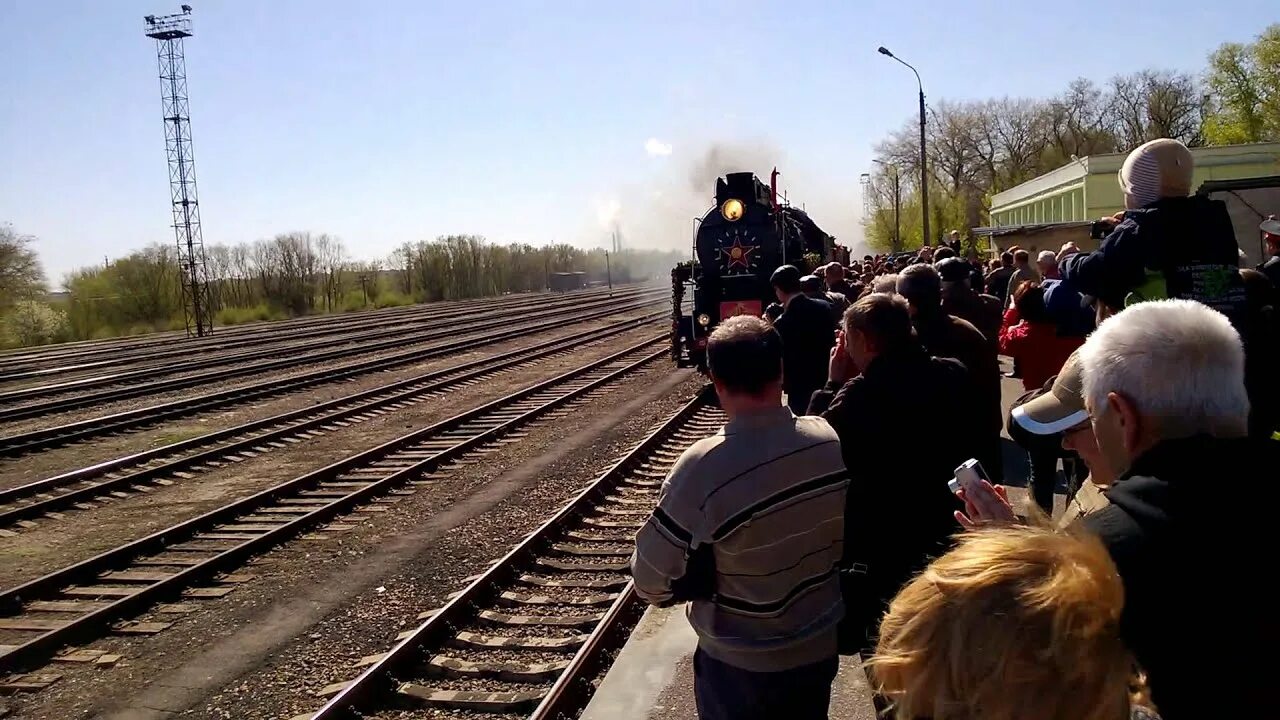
top-left (960, 299), bottom-right (1278, 720)
top-left (936, 256), bottom-right (1002, 358)
top-left (1007, 350), bottom-right (1113, 523)
top-left (770, 265), bottom-right (835, 414)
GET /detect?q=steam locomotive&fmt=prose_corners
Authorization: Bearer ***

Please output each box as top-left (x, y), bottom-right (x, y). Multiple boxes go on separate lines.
top-left (671, 170), bottom-right (840, 368)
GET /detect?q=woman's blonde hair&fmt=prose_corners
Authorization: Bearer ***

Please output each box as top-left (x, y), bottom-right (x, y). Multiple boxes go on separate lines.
top-left (868, 526), bottom-right (1134, 720)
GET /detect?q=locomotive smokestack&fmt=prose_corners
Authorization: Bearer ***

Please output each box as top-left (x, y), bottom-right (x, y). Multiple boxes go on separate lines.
top-left (770, 167), bottom-right (779, 210)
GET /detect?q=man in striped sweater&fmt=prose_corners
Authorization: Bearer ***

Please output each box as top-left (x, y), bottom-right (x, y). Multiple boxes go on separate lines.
top-left (631, 315), bottom-right (849, 720)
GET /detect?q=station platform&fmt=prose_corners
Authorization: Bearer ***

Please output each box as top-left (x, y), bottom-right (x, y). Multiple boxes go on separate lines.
top-left (583, 605), bottom-right (877, 720)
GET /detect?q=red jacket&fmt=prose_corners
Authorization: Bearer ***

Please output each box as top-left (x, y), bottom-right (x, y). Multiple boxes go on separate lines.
top-left (998, 307), bottom-right (1084, 390)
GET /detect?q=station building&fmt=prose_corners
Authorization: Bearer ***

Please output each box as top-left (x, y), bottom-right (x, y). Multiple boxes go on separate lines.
top-left (976, 141), bottom-right (1280, 265)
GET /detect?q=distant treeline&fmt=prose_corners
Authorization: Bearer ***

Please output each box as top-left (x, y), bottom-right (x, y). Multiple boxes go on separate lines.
top-left (0, 226), bottom-right (683, 348)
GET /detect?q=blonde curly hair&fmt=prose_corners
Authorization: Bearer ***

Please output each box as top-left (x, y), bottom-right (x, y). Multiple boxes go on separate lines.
top-left (867, 526), bottom-right (1138, 720)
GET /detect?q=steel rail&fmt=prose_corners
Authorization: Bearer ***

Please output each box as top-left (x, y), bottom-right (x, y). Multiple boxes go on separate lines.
top-left (0, 312), bottom-right (661, 526)
top-left (310, 386), bottom-right (719, 720)
top-left (0, 287), bottom-right (659, 411)
top-left (0, 289), bottom-right (626, 382)
top-left (0, 295), bottom-right (661, 454)
top-left (0, 287), bottom-right (630, 372)
top-left (0, 337), bottom-right (670, 673)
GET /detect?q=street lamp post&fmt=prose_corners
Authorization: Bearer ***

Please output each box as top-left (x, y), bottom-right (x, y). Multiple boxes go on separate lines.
top-left (874, 159), bottom-right (902, 252)
top-left (878, 46), bottom-right (930, 247)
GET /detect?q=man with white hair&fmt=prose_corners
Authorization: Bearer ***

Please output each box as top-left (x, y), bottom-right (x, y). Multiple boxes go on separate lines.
top-left (960, 299), bottom-right (1277, 720)
top-left (1035, 250), bottom-right (1060, 280)
top-left (869, 273), bottom-right (899, 294)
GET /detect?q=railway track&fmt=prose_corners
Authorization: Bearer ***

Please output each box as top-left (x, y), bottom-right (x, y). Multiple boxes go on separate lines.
top-left (304, 387), bottom-right (720, 720)
top-left (0, 287), bottom-right (659, 415)
top-left (0, 314), bottom-right (661, 529)
top-left (0, 295), bottom-right (662, 456)
top-left (0, 337), bottom-right (673, 674)
top-left (0, 288), bottom-right (634, 384)
top-left (0, 288), bottom-right (621, 378)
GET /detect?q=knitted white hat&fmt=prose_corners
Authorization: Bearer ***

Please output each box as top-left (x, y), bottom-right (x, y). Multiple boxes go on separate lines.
top-left (1118, 138), bottom-right (1194, 208)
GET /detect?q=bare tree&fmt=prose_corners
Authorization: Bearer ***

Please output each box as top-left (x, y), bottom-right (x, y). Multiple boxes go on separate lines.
top-left (1108, 70), bottom-right (1203, 148)
top-left (1044, 78), bottom-right (1119, 166)
top-left (314, 234), bottom-right (347, 312)
top-left (0, 224), bottom-right (46, 311)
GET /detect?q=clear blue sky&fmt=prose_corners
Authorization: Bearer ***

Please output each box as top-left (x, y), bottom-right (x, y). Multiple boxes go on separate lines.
top-left (0, 0), bottom-right (1270, 285)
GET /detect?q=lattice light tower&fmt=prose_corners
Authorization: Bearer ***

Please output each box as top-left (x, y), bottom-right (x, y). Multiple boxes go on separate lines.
top-left (144, 5), bottom-right (213, 337)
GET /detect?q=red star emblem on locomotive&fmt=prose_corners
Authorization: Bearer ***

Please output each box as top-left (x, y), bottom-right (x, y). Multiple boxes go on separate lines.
top-left (721, 236), bottom-right (757, 270)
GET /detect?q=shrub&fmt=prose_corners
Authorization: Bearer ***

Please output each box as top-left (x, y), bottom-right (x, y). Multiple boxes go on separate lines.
top-left (374, 291), bottom-right (414, 309)
top-left (2, 301), bottom-right (70, 347)
top-left (215, 304), bottom-right (286, 326)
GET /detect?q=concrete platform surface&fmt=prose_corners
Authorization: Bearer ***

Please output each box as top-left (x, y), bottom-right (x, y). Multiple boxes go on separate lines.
top-left (584, 605), bottom-right (876, 720)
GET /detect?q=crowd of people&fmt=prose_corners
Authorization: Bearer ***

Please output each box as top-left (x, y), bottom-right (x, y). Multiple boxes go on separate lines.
top-left (631, 137), bottom-right (1280, 720)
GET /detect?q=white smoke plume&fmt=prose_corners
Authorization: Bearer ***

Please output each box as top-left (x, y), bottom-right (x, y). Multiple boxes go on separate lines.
top-left (588, 140), bottom-right (787, 253)
top-left (584, 138), bottom-right (865, 255)
top-left (644, 138), bottom-right (673, 157)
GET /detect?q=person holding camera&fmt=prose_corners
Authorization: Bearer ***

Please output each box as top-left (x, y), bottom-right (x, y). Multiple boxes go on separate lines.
top-left (957, 299), bottom-right (1278, 720)
top-left (1059, 138), bottom-right (1280, 440)
top-left (1059, 138), bottom-right (1244, 317)
top-left (631, 315), bottom-right (848, 720)
top-left (808, 293), bottom-right (982, 655)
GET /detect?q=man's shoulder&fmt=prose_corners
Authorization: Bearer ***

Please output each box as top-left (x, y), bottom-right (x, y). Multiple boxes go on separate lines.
top-left (678, 432), bottom-right (728, 464)
top-left (794, 415), bottom-right (840, 443)
top-left (799, 294), bottom-right (831, 312)
top-left (946, 313), bottom-right (986, 343)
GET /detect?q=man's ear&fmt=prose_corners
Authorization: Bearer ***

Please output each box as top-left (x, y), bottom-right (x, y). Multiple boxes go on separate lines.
top-left (1107, 391), bottom-right (1142, 453)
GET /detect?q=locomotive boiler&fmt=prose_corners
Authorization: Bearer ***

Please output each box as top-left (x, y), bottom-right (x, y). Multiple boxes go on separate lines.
top-left (671, 169), bottom-right (836, 369)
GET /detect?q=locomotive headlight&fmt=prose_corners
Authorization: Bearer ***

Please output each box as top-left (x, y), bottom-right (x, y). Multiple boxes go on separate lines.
top-left (720, 198), bottom-right (745, 222)
top-left (696, 313), bottom-right (711, 327)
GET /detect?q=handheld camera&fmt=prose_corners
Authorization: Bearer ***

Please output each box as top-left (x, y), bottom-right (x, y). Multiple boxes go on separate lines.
top-left (948, 458), bottom-right (990, 496)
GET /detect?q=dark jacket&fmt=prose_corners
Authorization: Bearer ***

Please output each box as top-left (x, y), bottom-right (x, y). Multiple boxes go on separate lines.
top-left (828, 279), bottom-right (855, 298)
top-left (985, 265), bottom-right (1015, 303)
top-left (1063, 196), bottom-right (1280, 437)
top-left (913, 310), bottom-right (1002, 436)
top-left (1259, 255), bottom-right (1280, 289)
top-left (1081, 435), bottom-right (1279, 720)
top-left (941, 287), bottom-right (1002, 358)
top-left (1060, 195), bottom-right (1246, 318)
top-left (809, 345), bottom-right (983, 649)
top-left (773, 293), bottom-right (835, 412)
top-left (968, 265), bottom-right (986, 294)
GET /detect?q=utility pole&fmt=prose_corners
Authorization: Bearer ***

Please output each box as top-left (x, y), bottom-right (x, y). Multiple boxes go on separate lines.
top-left (879, 46), bottom-right (931, 247)
top-left (605, 251), bottom-right (612, 297)
top-left (145, 5), bottom-right (212, 337)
